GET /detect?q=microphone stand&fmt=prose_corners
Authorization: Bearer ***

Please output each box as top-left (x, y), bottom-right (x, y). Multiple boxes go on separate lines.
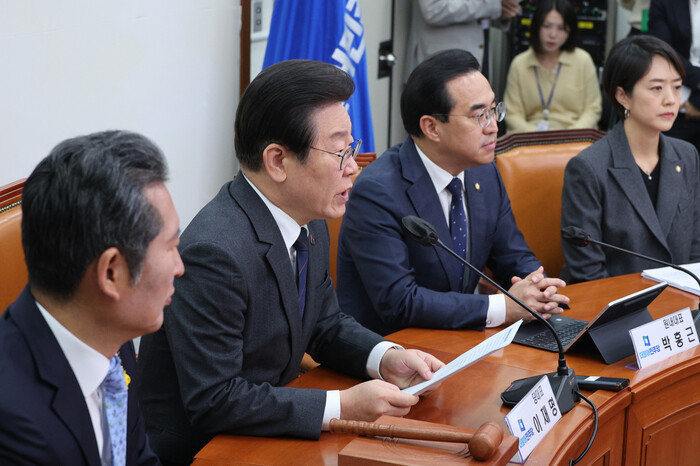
top-left (402, 216), bottom-right (579, 413)
top-left (564, 229), bottom-right (700, 290)
top-left (562, 226), bottom-right (700, 328)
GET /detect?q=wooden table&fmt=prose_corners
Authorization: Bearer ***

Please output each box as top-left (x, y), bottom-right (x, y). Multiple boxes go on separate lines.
top-left (194, 274), bottom-right (700, 465)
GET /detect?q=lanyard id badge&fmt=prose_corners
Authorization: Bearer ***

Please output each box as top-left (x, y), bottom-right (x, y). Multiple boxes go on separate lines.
top-left (534, 62), bottom-right (563, 130)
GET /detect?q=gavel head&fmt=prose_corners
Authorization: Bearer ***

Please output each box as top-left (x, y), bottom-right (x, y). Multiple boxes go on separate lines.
top-left (469, 421), bottom-right (504, 461)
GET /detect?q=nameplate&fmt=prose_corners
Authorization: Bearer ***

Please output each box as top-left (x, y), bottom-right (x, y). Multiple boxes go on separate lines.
top-left (504, 376), bottom-right (562, 463)
top-left (629, 308), bottom-right (698, 369)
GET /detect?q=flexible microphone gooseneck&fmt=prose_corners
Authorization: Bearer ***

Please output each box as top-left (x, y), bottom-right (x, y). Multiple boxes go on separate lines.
top-left (561, 226), bottom-right (700, 290)
top-left (402, 215), bottom-right (579, 413)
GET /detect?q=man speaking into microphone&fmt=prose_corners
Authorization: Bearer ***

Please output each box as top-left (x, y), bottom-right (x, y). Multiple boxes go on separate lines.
top-left (336, 49), bottom-right (569, 336)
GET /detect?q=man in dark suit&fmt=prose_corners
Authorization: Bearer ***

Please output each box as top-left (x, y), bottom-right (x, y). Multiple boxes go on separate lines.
top-left (0, 131), bottom-right (182, 464)
top-left (136, 59), bottom-right (444, 465)
top-left (650, 0), bottom-right (700, 153)
top-left (337, 49), bottom-right (569, 336)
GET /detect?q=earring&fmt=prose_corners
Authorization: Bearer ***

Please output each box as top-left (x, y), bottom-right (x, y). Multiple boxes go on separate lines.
top-left (624, 108), bottom-right (630, 120)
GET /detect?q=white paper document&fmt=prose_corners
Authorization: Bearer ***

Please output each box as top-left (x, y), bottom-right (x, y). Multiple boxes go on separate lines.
top-left (402, 320), bottom-right (523, 396)
top-left (641, 262), bottom-right (700, 296)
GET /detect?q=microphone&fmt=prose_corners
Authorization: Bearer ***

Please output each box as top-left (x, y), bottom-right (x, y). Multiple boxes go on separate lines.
top-left (561, 226), bottom-right (700, 290)
top-left (402, 216), bottom-right (579, 413)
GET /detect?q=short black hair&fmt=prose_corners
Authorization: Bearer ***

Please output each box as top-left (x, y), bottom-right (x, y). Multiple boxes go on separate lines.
top-left (22, 130), bottom-right (168, 300)
top-left (530, 0), bottom-right (578, 54)
top-left (234, 59), bottom-right (355, 171)
top-left (603, 35), bottom-right (686, 119)
top-left (401, 49), bottom-right (481, 137)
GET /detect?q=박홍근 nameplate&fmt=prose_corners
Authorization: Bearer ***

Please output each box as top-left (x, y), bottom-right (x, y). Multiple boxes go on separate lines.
top-left (629, 308), bottom-right (698, 369)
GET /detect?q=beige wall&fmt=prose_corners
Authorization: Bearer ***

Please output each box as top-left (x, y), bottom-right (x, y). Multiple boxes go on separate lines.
top-left (0, 0), bottom-right (240, 228)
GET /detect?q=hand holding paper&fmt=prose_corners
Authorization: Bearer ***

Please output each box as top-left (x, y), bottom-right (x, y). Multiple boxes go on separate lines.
top-left (402, 320), bottom-right (523, 396)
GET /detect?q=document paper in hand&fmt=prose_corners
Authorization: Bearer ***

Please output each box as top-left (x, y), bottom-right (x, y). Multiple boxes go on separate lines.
top-left (402, 319), bottom-right (523, 396)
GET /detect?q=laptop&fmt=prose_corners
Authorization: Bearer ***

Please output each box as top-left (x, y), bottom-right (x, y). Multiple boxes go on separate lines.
top-left (512, 282), bottom-right (668, 364)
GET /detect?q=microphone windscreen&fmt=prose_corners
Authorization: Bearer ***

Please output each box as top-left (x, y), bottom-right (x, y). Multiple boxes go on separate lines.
top-left (402, 216), bottom-right (439, 246)
top-left (561, 226), bottom-right (590, 247)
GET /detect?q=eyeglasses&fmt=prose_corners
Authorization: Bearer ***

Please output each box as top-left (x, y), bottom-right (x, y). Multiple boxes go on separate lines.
top-left (310, 139), bottom-right (363, 170)
top-left (432, 101), bottom-right (506, 128)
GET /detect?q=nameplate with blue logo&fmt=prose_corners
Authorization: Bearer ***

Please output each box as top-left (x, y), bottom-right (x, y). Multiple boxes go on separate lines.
top-left (504, 375), bottom-right (562, 463)
top-left (629, 308), bottom-right (698, 369)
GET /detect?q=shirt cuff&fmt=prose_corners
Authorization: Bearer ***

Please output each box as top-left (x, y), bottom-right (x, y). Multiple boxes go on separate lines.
top-left (485, 293), bottom-right (506, 327)
top-left (321, 390), bottom-right (341, 430)
top-left (323, 341), bottom-right (407, 430)
top-left (367, 341), bottom-right (404, 380)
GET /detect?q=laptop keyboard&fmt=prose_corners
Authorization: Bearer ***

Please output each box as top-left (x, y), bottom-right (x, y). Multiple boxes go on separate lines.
top-left (519, 320), bottom-right (588, 352)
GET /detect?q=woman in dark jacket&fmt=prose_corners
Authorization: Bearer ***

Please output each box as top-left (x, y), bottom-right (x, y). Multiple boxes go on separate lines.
top-left (561, 35), bottom-right (700, 283)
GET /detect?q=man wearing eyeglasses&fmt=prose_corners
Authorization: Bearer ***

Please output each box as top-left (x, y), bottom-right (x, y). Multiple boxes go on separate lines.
top-left (136, 59), bottom-right (443, 465)
top-left (337, 49), bottom-right (570, 336)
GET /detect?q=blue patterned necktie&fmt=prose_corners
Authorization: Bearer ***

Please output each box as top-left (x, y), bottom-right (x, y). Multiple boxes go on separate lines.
top-left (102, 355), bottom-right (128, 466)
top-left (294, 229), bottom-right (309, 316)
top-left (447, 178), bottom-right (468, 288)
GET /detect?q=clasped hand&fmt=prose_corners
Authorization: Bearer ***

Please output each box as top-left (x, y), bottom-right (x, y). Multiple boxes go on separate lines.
top-left (506, 266), bottom-right (570, 324)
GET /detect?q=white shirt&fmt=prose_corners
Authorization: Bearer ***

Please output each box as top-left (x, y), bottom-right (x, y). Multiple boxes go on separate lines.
top-left (242, 174), bottom-right (400, 429)
top-left (681, 1), bottom-right (700, 106)
top-left (690, 0), bottom-right (700, 68)
top-left (36, 302), bottom-right (110, 460)
top-left (414, 143), bottom-right (506, 327)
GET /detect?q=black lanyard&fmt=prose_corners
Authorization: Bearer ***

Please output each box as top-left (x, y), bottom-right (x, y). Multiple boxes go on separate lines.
top-left (534, 62), bottom-right (563, 120)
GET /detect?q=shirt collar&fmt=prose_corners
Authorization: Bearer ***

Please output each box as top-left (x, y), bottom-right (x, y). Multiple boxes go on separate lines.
top-left (414, 141), bottom-right (465, 192)
top-left (36, 301), bottom-right (110, 398)
top-left (241, 173), bottom-right (304, 254)
top-left (524, 47), bottom-right (574, 67)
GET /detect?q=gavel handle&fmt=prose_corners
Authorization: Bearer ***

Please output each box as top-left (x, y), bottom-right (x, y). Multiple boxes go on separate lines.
top-left (329, 419), bottom-right (472, 443)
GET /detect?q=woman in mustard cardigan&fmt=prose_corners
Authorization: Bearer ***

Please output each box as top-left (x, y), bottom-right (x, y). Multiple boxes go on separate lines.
top-left (504, 0), bottom-right (601, 133)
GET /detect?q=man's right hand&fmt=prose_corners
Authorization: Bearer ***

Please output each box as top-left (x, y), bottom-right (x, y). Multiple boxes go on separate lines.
top-left (339, 380), bottom-right (419, 422)
top-left (501, 0), bottom-right (521, 20)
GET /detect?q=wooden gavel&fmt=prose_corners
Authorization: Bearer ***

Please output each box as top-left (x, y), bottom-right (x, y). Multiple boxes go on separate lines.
top-left (329, 418), bottom-right (504, 461)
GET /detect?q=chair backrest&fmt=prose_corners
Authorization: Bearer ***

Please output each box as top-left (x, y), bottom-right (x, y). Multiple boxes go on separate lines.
top-left (495, 129), bottom-right (605, 278)
top-left (355, 152), bottom-right (376, 168)
top-left (328, 153), bottom-right (377, 287)
top-left (0, 179), bottom-right (27, 313)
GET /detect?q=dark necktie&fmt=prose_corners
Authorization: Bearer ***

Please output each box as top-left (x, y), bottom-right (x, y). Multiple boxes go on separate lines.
top-left (102, 355), bottom-right (128, 466)
top-left (294, 229), bottom-right (309, 316)
top-left (447, 178), bottom-right (468, 287)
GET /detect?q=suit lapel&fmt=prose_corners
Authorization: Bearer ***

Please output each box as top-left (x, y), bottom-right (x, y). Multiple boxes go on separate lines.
top-left (401, 140), bottom-right (463, 292)
top-left (303, 222), bottom-right (323, 335)
top-left (655, 136), bottom-right (684, 239)
top-left (229, 175), bottom-right (302, 357)
top-left (11, 287), bottom-right (100, 464)
top-left (607, 125), bottom-right (670, 252)
top-left (463, 170), bottom-right (487, 290)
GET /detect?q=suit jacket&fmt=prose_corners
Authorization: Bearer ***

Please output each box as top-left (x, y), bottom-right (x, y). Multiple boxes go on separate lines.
top-left (404, 0), bottom-right (505, 79)
top-left (137, 174), bottom-right (385, 465)
top-left (561, 123), bottom-right (700, 283)
top-left (0, 287), bottom-right (158, 465)
top-left (336, 138), bottom-right (541, 336)
top-left (649, 0), bottom-right (700, 108)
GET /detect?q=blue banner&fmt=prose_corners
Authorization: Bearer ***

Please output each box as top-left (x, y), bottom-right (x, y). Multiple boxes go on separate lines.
top-left (263, 0), bottom-right (375, 152)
